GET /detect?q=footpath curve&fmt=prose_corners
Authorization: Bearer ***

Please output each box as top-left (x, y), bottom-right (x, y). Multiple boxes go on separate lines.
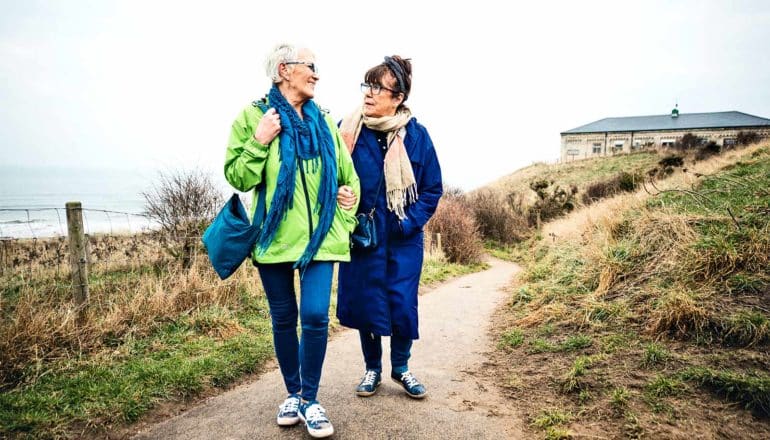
top-left (133, 257), bottom-right (523, 440)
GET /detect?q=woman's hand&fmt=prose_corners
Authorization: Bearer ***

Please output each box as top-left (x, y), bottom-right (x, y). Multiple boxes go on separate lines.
top-left (253, 108), bottom-right (281, 145)
top-left (337, 185), bottom-right (357, 210)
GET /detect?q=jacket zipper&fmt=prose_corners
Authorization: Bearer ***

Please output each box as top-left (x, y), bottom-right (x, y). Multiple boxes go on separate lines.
top-left (297, 157), bottom-right (314, 240)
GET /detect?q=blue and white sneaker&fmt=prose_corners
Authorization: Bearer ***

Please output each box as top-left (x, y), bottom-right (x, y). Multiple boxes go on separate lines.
top-left (356, 369), bottom-right (382, 397)
top-left (276, 394), bottom-right (300, 426)
top-left (391, 371), bottom-right (428, 399)
top-left (298, 401), bottom-right (334, 438)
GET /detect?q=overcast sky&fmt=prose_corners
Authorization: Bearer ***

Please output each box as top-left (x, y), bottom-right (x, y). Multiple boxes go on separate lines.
top-left (2, 0), bottom-right (769, 191)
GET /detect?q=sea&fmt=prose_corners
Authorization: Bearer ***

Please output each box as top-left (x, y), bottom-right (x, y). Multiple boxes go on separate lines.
top-left (0, 166), bottom-right (163, 239)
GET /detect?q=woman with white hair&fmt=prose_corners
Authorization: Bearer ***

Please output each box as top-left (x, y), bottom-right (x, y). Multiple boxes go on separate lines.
top-left (224, 43), bottom-right (359, 438)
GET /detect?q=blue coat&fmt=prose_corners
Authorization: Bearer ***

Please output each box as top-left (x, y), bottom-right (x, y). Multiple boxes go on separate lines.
top-left (337, 118), bottom-right (443, 340)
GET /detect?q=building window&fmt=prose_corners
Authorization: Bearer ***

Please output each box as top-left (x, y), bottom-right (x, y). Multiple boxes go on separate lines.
top-left (724, 138), bottom-right (736, 148)
top-left (592, 143), bottom-right (602, 154)
top-left (612, 141), bottom-right (624, 152)
top-left (661, 139), bottom-right (675, 148)
top-left (567, 149), bottom-right (580, 157)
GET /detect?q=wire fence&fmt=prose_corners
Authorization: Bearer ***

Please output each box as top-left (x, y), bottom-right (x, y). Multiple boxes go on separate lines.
top-left (1, 204), bottom-right (444, 281)
top-left (0, 206), bottom-right (180, 279)
top-left (0, 207), bottom-right (157, 239)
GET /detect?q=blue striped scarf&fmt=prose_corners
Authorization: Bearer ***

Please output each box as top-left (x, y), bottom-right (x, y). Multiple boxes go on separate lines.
top-left (255, 85), bottom-right (337, 270)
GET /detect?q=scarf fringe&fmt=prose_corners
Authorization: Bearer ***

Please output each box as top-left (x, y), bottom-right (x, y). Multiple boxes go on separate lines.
top-left (386, 184), bottom-right (418, 220)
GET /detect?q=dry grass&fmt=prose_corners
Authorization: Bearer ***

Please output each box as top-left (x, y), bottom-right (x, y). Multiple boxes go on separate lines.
top-left (542, 143), bottom-right (768, 243)
top-left (483, 151), bottom-right (661, 203)
top-left (487, 142), bottom-right (770, 438)
top-left (0, 233), bottom-right (259, 388)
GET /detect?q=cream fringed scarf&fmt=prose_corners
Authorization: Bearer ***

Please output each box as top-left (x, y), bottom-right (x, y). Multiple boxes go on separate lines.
top-left (340, 107), bottom-right (418, 220)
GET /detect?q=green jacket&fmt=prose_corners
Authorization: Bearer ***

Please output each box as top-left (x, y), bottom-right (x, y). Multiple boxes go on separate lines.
top-left (224, 101), bottom-right (360, 264)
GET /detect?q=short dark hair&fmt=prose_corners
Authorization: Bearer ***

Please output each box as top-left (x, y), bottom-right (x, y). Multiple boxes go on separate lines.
top-left (364, 55), bottom-right (412, 104)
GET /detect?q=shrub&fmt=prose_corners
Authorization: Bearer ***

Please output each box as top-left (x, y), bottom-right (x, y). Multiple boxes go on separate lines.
top-left (649, 155), bottom-right (685, 179)
top-left (737, 131), bottom-right (761, 146)
top-left (426, 197), bottom-right (484, 264)
top-left (674, 133), bottom-right (704, 151)
top-left (582, 172), bottom-right (642, 205)
top-left (142, 169), bottom-right (223, 268)
top-left (695, 141), bottom-right (721, 161)
top-left (468, 189), bottom-right (529, 243)
top-left (528, 180), bottom-right (578, 226)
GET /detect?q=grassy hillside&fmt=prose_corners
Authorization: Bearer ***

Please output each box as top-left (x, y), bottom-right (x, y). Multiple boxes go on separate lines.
top-left (490, 144), bottom-right (770, 439)
top-left (484, 151), bottom-right (661, 200)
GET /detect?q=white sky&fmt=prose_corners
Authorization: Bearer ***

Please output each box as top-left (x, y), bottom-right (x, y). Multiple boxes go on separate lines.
top-left (2, 0), bottom-right (769, 191)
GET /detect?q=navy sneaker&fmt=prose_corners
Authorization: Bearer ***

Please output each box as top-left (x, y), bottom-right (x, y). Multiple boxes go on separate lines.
top-left (356, 369), bottom-right (382, 397)
top-left (391, 371), bottom-right (428, 399)
top-left (298, 401), bottom-right (334, 438)
top-left (276, 394), bottom-right (300, 426)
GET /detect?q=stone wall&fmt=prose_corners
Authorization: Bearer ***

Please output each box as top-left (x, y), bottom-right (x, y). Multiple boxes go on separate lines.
top-left (560, 127), bottom-right (770, 162)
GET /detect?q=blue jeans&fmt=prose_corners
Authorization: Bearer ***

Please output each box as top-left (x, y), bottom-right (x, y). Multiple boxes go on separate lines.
top-left (359, 331), bottom-right (413, 375)
top-left (257, 261), bottom-right (333, 402)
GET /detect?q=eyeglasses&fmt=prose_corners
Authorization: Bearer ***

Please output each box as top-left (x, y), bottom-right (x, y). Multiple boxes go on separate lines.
top-left (284, 61), bottom-right (318, 74)
top-left (360, 82), bottom-right (398, 95)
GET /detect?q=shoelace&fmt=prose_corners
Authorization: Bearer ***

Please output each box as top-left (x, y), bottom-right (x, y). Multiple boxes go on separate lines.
top-left (401, 372), bottom-right (420, 388)
top-left (280, 396), bottom-right (299, 413)
top-left (361, 370), bottom-right (378, 386)
top-left (305, 404), bottom-right (329, 424)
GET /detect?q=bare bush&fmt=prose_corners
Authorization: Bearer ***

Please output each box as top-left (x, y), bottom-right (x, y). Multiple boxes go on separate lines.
top-left (582, 172), bottom-right (642, 205)
top-left (674, 133), bottom-right (705, 151)
top-left (528, 180), bottom-right (578, 227)
top-left (469, 189), bottom-right (529, 243)
top-left (737, 131), bottom-right (761, 146)
top-left (426, 197), bottom-right (484, 264)
top-left (142, 169), bottom-right (223, 268)
top-left (695, 141), bottom-right (721, 161)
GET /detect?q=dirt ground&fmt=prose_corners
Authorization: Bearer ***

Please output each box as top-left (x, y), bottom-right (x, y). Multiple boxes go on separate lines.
top-left (484, 286), bottom-right (770, 439)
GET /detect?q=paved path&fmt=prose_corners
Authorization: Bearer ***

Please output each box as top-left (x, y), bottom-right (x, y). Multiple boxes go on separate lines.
top-left (133, 257), bottom-right (523, 439)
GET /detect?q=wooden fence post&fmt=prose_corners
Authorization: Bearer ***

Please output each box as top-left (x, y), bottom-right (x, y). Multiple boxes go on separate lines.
top-left (66, 202), bottom-right (89, 319)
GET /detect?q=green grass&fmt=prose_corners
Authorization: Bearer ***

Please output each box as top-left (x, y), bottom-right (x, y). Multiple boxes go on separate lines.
top-left (0, 309), bottom-right (273, 437)
top-left (682, 367), bottom-right (770, 415)
top-left (420, 258), bottom-right (489, 286)
top-left (526, 334), bottom-right (592, 354)
top-left (532, 408), bottom-right (571, 429)
top-left (562, 355), bottom-right (593, 393)
top-left (610, 386), bottom-right (631, 411)
top-left (499, 328), bottom-right (525, 349)
top-left (641, 343), bottom-right (671, 368)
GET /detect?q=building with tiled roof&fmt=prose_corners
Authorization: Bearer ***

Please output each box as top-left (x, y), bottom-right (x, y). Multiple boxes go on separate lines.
top-left (560, 106), bottom-right (770, 161)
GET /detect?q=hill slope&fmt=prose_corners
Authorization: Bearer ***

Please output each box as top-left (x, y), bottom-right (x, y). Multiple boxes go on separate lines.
top-left (488, 144), bottom-right (770, 439)
top-left (484, 150), bottom-right (660, 199)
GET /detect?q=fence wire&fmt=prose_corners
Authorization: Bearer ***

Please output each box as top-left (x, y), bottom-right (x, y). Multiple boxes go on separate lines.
top-left (1, 206), bottom-right (443, 279)
top-left (0, 207), bottom-right (189, 279)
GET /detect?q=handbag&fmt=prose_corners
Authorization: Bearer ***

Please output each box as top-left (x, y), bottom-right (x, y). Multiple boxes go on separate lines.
top-left (202, 186), bottom-right (266, 279)
top-left (351, 209), bottom-right (377, 249)
top-left (350, 170), bottom-right (384, 250)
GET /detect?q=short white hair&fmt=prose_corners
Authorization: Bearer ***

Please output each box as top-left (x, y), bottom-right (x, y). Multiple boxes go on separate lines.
top-left (264, 43), bottom-right (298, 84)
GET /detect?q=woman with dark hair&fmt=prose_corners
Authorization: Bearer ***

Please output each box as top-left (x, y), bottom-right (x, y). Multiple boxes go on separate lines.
top-left (224, 43), bottom-right (359, 438)
top-left (336, 55), bottom-right (443, 400)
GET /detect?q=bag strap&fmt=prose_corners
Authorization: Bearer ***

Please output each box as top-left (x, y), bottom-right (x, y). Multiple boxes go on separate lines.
top-left (250, 97), bottom-right (270, 227)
